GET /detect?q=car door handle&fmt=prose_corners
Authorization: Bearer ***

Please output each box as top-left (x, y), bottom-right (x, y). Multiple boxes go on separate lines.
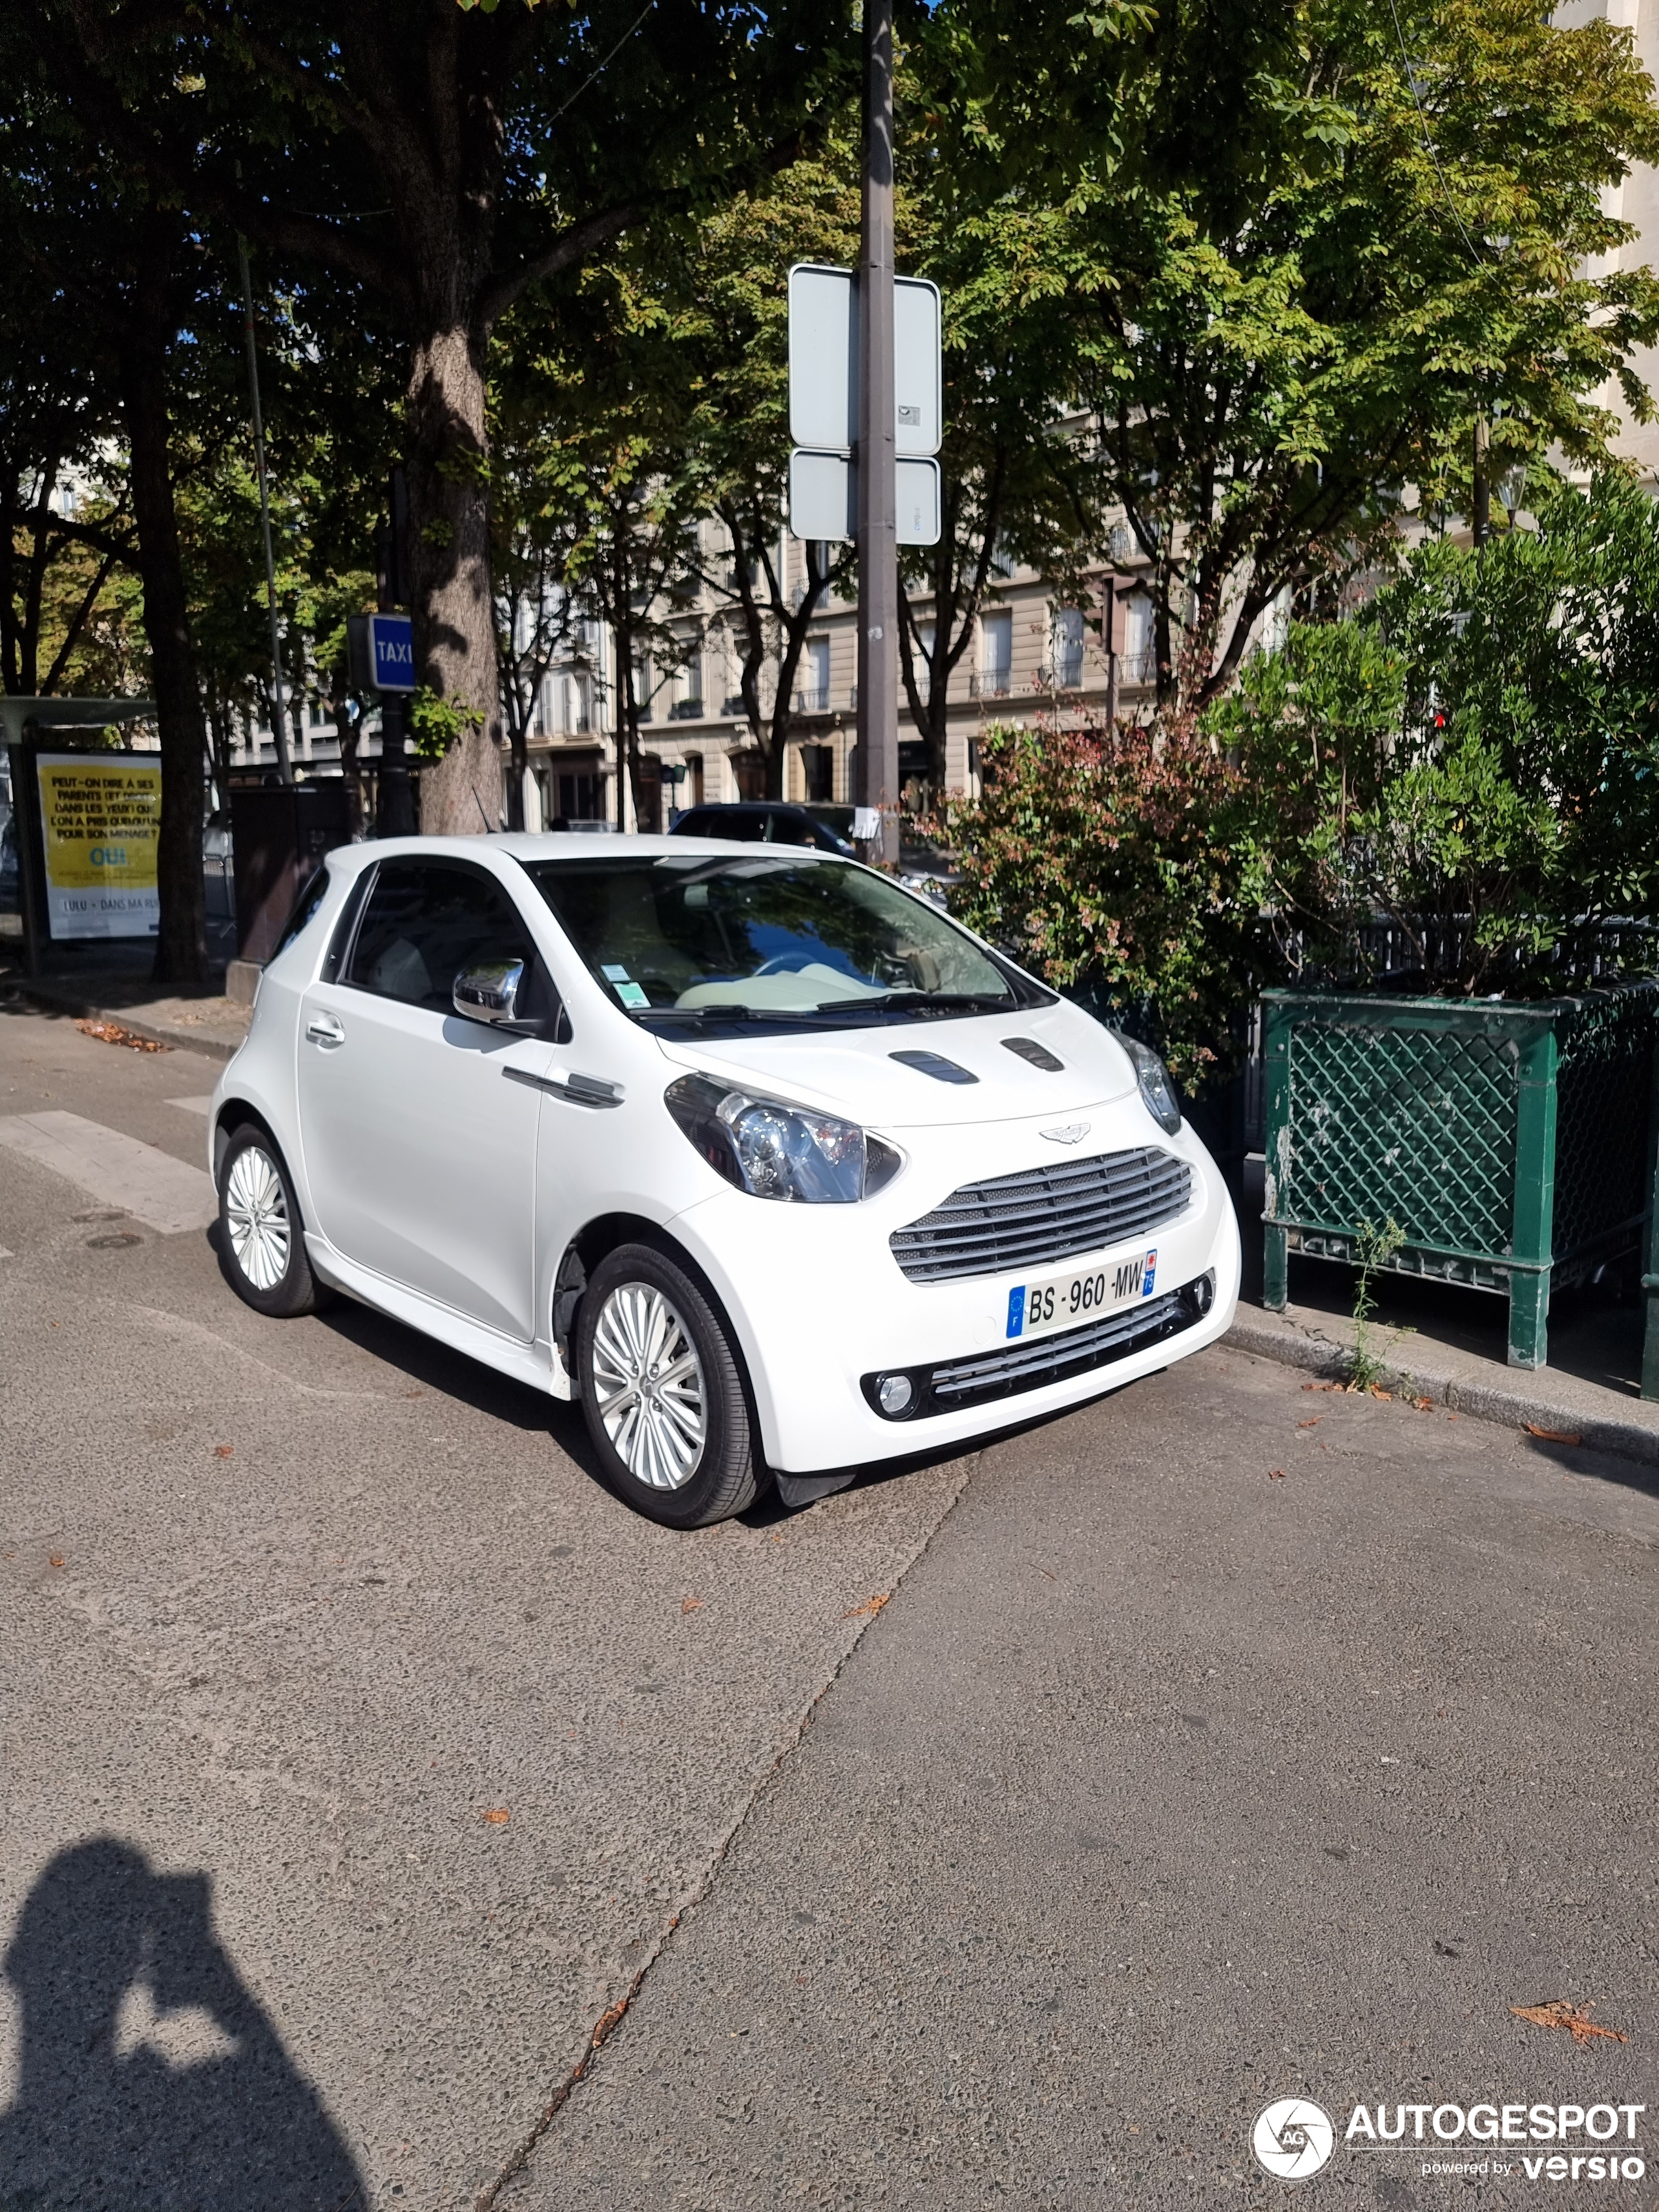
top-left (504, 1066), bottom-right (622, 1108)
top-left (306, 1012), bottom-right (346, 1046)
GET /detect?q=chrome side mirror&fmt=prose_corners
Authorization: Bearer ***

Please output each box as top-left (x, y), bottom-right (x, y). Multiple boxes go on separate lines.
top-left (453, 958), bottom-right (525, 1025)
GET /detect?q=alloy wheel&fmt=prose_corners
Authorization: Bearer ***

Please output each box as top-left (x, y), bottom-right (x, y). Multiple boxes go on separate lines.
top-left (225, 1145), bottom-right (292, 1292)
top-left (590, 1282), bottom-right (707, 1490)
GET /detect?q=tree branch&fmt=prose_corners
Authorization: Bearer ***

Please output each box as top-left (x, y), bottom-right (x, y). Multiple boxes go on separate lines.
top-left (478, 200), bottom-right (641, 330)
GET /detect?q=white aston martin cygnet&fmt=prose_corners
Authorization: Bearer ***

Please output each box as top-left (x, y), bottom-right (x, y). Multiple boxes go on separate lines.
top-left (209, 835), bottom-right (1240, 1525)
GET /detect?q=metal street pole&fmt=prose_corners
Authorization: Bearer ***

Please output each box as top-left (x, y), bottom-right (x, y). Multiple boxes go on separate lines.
top-left (854, 0), bottom-right (899, 869)
top-left (234, 229), bottom-right (295, 785)
top-left (376, 472), bottom-right (416, 837)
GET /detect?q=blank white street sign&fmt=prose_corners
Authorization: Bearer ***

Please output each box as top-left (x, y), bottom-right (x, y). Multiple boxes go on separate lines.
top-left (788, 264), bottom-right (942, 457)
top-left (789, 451), bottom-right (941, 546)
top-left (895, 455), bottom-right (941, 545)
top-left (789, 448), bottom-right (855, 540)
top-left (893, 279), bottom-right (942, 457)
top-left (789, 266), bottom-right (854, 453)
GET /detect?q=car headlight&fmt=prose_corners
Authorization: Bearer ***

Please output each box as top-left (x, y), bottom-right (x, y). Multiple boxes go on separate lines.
top-left (1118, 1035), bottom-right (1183, 1136)
top-left (664, 1074), bottom-right (903, 1203)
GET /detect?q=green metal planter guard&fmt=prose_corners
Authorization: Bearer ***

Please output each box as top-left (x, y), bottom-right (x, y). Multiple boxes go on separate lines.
top-left (1260, 982), bottom-right (1657, 1371)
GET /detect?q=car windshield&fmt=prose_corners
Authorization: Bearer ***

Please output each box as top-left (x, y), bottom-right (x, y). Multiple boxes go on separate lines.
top-left (522, 852), bottom-right (1044, 1029)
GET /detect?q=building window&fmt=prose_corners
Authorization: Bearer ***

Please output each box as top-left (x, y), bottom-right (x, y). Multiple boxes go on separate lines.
top-left (1053, 607), bottom-right (1086, 690)
top-left (800, 744), bottom-right (833, 803)
top-left (978, 611), bottom-right (1012, 697)
top-left (1122, 595), bottom-right (1154, 684)
top-left (798, 637), bottom-right (830, 713)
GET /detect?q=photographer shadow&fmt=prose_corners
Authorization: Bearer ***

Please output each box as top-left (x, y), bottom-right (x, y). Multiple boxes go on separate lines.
top-left (0, 1839), bottom-right (365, 2212)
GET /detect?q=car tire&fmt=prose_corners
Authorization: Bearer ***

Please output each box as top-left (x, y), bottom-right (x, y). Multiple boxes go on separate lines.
top-left (575, 1242), bottom-right (763, 1528)
top-left (216, 1123), bottom-right (332, 1319)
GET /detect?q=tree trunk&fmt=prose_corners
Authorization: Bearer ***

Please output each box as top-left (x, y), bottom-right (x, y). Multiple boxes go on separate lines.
top-left (408, 323), bottom-right (503, 834)
top-left (117, 232), bottom-right (208, 989)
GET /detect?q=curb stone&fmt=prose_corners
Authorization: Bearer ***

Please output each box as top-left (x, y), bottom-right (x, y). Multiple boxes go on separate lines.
top-left (2, 978), bottom-right (249, 1062)
top-left (1223, 1310), bottom-right (1659, 1471)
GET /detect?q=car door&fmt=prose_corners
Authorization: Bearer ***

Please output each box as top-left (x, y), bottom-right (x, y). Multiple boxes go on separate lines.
top-left (295, 857), bottom-right (555, 1341)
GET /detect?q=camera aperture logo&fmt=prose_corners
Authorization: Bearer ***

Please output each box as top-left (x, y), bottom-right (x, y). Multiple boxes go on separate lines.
top-left (1254, 2099), bottom-right (1336, 2180)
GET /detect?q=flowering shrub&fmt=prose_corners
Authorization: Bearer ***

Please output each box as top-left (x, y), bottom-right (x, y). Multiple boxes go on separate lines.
top-left (929, 722), bottom-right (1271, 1091)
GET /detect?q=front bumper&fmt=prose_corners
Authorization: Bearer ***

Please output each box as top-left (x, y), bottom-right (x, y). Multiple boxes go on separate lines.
top-left (664, 1104), bottom-right (1242, 1474)
top-left (860, 1270), bottom-right (1219, 1423)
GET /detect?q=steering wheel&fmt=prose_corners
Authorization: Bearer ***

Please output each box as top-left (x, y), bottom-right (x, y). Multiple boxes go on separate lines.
top-left (752, 952), bottom-right (819, 976)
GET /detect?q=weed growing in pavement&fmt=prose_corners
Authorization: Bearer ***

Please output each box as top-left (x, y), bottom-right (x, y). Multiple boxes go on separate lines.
top-left (1348, 1217), bottom-right (1405, 1392)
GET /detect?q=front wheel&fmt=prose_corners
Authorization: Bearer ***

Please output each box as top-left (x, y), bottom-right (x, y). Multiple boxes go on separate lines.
top-left (575, 1243), bottom-right (762, 1528)
top-left (216, 1125), bottom-right (331, 1318)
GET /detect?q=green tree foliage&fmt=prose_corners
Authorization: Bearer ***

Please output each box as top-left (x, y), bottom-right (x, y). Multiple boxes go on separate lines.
top-left (28, 0), bottom-right (858, 832)
top-left (1055, 0), bottom-right (1659, 722)
top-left (1208, 471), bottom-right (1659, 990)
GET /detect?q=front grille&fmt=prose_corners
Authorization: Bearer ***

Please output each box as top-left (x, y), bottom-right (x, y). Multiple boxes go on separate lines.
top-left (889, 1146), bottom-right (1192, 1284)
top-left (860, 1277), bottom-right (1210, 1422)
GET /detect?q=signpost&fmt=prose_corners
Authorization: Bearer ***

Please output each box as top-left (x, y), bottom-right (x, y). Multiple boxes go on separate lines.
top-left (787, 0), bottom-right (941, 862)
top-left (349, 613), bottom-right (415, 695)
top-left (345, 470), bottom-right (418, 837)
top-left (786, 268), bottom-right (942, 558)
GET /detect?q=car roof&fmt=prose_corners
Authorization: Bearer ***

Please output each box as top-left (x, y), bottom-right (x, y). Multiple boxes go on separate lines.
top-left (330, 831), bottom-right (846, 869)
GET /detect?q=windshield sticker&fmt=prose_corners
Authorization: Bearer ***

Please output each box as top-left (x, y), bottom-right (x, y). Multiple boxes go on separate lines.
top-left (613, 980), bottom-right (651, 1010)
top-left (600, 963), bottom-right (632, 982)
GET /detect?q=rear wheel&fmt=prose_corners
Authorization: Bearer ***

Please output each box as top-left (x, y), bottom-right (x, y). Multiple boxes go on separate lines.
top-left (216, 1125), bottom-right (330, 1318)
top-left (575, 1242), bottom-right (762, 1528)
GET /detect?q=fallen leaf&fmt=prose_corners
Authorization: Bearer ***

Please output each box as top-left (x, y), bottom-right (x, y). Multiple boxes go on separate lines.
top-left (1510, 2000), bottom-right (1626, 2045)
top-left (681, 1595), bottom-right (704, 1615)
top-left (592, 1998), bottom-right (628, 2048)
top-left (1413, 1397), bottom-right (1434, 1411)
top-left (1268, 1468), bottom-right (1285, 1481)
top-left (1447, 1411), bottom-right (1460, 1421)
top-left (843, 1592), bottom-right (891, 1620)
top-left (48, 1553), bottom-right (65, 1569)
top-left (480, 1807), bottom-right (511, 1825)
top-left (76, 1019), bottom-right (170, 1052)
top-left (213, 1445), bottom-right (233, 1459)
top-left (1524, 1424), bottom-right (1582, 1447)
top-left (1368, 1385), bottom-right (1393, 1400)
top-left (1297, 1417), bottom-right (1323, 1430)
top-left (1302, 1380), bottom-right (1344, 1393)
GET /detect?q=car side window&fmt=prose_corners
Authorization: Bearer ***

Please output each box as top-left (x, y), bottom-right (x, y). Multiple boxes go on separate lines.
top-left (345, 860), bottom-right (535, 1014)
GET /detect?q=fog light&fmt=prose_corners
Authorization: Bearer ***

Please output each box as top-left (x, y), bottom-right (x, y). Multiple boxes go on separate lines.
top-left (877, 1373), bottom-right (915, 1416)
top-left (1190, 1272), bottom-right (1216, 1316)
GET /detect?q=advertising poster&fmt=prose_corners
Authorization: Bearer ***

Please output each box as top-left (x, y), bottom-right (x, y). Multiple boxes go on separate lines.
top-left (35, 750), bottom-right (162, 940)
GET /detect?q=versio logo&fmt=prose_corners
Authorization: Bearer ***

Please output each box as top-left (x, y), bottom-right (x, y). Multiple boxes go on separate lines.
top-left (1254, 2099), bottom-right (1336, 2181)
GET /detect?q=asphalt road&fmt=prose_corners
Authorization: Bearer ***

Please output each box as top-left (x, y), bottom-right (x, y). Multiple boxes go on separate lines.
top-left (2, 1002), bottom-right (1654, 2212)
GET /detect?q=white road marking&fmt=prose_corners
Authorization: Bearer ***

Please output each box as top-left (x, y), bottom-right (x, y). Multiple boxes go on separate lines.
top-left (167, 1096), bottom-right (214, 1115)
top-left (0, 1111), bottom-right (217, 1234)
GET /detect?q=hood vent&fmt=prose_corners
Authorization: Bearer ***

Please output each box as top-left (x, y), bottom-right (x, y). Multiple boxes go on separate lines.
top-left (1002, 1036), bottom-right (1064, 1072)
top-left (890, 1049), bottom-right (978, 1086)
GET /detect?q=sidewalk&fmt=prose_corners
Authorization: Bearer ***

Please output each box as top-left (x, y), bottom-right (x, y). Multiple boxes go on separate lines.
top-left (0, 953), bottom-right (253, 1061)
top-left (1223, 1156), bottom-right (1659, 1468)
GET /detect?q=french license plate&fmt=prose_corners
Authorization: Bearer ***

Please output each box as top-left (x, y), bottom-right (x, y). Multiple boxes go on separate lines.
top-left (1005, 1249), bottom-right (1157, 1340)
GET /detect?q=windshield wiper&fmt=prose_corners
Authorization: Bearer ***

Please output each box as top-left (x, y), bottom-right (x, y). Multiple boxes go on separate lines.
top-left (634, 1004), bottom-right (850, 1031)
top-left (809, 990), bottom-right (1014, 1018)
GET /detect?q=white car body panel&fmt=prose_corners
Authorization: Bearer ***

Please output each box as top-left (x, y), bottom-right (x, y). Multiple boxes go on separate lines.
top-left (210, 833), bottom-right (1240, 1477)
